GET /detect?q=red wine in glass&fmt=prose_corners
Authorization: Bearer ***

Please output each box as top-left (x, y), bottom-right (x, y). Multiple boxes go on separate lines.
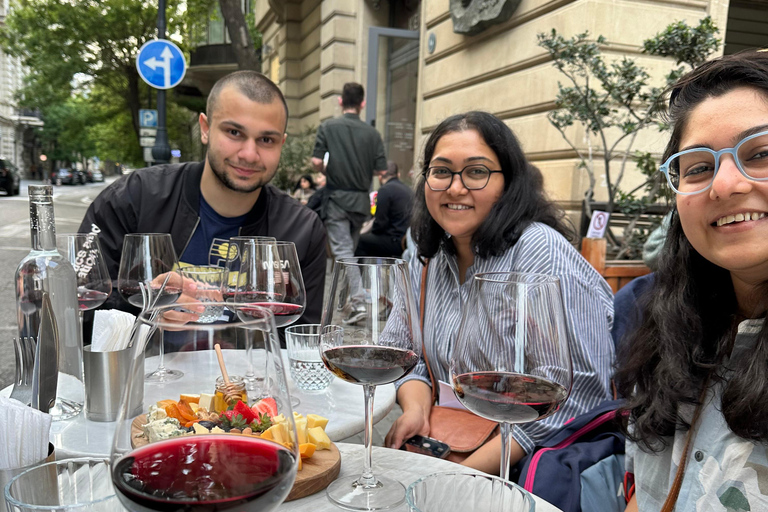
top-left (321, 345), bottom-right (419, 386)
top-left (452, 372), bottom-right (568, 423)
top-left (77, 287), bottom-right (110, 311)
top-left (119, 283), bottom-right (182, 308)
top-left (112, 435), bottom-right (296, 512)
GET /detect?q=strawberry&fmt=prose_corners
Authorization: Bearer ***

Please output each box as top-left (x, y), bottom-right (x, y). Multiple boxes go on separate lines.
top-left (233, 401), bottom-right (257, 424)
top-left (252, 397), bottom-right (278, 419)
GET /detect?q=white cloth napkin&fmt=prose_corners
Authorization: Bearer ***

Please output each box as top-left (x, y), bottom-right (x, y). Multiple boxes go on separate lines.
top-left (0, 397), bottom-right (51, 469)
top-left (92, 309), bottom-right (136, 352)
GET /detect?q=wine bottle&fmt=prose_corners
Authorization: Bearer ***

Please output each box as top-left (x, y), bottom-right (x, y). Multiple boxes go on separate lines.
top-left (14, 185), bottom-right (84, 420)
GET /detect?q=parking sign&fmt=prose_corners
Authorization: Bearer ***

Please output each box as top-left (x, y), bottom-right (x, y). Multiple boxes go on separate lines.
top-left (139, 110), bottom-right (158, 128)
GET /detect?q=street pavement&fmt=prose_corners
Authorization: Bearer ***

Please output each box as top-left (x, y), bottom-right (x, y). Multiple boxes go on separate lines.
top-left (0, 177), bottom-right (116, 390)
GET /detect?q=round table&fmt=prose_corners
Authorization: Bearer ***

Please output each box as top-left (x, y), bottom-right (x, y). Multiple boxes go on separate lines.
top-left (282, 443), bottom-right (562, 511)
top-left (6, 350), bottom-right (396, 458)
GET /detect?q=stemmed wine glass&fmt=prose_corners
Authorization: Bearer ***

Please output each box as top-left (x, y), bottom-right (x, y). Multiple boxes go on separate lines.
top-left (233, 240), bottom-right (306, 328)
top-left (117, 233), bottom-right (183, 382)
top-left (57, 233), bottom-right (112, 316)
top-left (320, 257), bottom-right (421, 510)
top-left (450, 272), bottom-right (573, 481)
top-left (222, 235), bottom-right (277, 303)
top-left (110, 302), bottom-right (299, 512)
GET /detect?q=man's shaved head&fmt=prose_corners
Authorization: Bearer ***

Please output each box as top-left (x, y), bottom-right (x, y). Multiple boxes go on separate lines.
top-left (206, 71), bottom-right (288, 129)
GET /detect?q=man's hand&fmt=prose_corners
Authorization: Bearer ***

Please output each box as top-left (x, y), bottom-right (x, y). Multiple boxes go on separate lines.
top-left (149, 272), bottom-right (206, 325)
top-left (311, 156), bottom-right (325, 174)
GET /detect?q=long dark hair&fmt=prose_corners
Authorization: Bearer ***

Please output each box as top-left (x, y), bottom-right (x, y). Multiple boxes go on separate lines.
top-left (615, 51), bottom-right (768, 451)
top-left (411, 111), bottom-right (573, 259)
top-left (293, 174), bottom-right (315, 192)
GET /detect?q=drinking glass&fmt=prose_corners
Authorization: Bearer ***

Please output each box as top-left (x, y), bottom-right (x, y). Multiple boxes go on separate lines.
top-left (57, 233), bottom-right (112, 314)
top-left (286, 324), bottom-right (334, 392)
top-left (450, 272), bottom-right (573, 481)
top-left (5, 458), bottom-right (121, 511)
top-left (222, 236), bottom-right (277, 302)
top-left (234, 240), bottom-right (306, 328)
top-left (110, 302), bottom-right (299, 512)
top-left (180, 266), bottom-right (226, 323)
top-left (320, 257), bottom-right (421, 510)
top-left (117, 233), bottom-right (183, 382)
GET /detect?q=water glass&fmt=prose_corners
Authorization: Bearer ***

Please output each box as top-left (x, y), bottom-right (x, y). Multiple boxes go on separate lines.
top-left (406, 472), bottom-right (534, 512)
top-left (4, 458), bottom-right (123, 511)
top-left (285, 324), bottom-right (334, 392)
top-left (180, 266), bottom-right (226, 323)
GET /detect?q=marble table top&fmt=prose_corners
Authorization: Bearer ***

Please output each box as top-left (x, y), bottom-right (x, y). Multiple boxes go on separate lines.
top-left (282, 443), bottom-right (562, 512)
top-left (5, 349), bottom-right (396, 459)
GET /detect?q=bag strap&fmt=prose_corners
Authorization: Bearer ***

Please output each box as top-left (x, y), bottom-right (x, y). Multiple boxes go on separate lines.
top-left (660, 379), bottom-right (710, 512)
top-left (419, 260), bottom-right (439, 405)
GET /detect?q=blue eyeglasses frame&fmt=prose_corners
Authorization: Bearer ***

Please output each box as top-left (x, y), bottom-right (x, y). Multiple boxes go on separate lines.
top-left (659, 129), bottom-right (768, 195)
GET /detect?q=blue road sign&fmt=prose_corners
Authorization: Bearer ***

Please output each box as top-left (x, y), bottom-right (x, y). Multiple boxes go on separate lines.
top-left (136, 39), bottom-right (186, 90)
top-left (139, 109), bottom-right (158, 128)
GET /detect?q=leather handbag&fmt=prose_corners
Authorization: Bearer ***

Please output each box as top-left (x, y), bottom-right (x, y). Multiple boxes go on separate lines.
top-left (419, 260), bottom-right (498, 463)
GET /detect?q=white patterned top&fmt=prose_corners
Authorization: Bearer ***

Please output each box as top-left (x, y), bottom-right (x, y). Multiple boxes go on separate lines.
top-left (626, 319), bottom-right (768, 512)
top-left (399, 222), bottom-right (616, 453)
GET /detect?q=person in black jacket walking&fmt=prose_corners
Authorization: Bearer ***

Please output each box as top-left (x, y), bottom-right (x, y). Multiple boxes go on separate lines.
top-left (79, 71), bottom-right (327, 328)
top-left (355, 161), bottom-right (412, 258)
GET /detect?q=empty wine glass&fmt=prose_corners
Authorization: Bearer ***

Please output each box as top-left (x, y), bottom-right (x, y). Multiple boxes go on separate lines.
top-left (57, 233), bottom-right (112, 316)
top-left (450, 272), bottom-right (573, 481)
top-left (117, 233), bottom-right (183, 382)
top-left (320, 257), bottom-right (421, 510)
top-left (110, 302), bottom-right (299, 512)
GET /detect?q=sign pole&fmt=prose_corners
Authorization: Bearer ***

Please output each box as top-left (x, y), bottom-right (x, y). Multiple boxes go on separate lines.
top-left (151, 0), bottom-right (171, 164)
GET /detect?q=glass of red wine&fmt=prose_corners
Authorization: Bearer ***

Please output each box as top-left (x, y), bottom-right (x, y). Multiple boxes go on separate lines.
top-left (118, 233), bottom-right (183, 382)
top-left (57, 233), bottom-right (112, 314)
top-left (320, 257), bottom-right (421, 511)
top-left (449, 272), bottom-right (573, 481)
top-left (110, 302), bottom-right (299, 512)
top-left (233, 240), bottom-right (306, 328)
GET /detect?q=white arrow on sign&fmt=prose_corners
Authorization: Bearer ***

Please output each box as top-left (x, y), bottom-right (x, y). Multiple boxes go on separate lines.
top-left (143, 46), bottom-right (174, 88)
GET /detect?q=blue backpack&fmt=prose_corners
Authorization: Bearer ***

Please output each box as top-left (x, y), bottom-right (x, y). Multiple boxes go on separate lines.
top-left (511, 400), bottom-right (627, 512)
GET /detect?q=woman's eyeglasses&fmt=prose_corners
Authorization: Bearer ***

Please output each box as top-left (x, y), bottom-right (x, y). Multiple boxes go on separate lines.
top-left (660, 129), bottom-right (768, 195)
top-left (424, 164), bottom-right (503, 191)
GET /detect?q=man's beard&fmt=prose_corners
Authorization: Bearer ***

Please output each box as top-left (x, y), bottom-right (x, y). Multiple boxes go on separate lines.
top-left (207, 151), bottom-right (270, 194)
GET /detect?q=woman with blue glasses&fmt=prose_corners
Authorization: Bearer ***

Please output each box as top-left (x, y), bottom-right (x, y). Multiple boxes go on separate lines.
top-left (618, 51), bottom-right (768, 511)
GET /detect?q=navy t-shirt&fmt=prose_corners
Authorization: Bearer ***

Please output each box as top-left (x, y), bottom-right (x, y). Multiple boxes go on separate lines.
top-left (180, 195), bottom-right (248, 268)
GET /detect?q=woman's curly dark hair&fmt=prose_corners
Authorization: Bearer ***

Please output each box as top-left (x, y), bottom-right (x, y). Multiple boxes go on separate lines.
top-left (411, 111), bottom-right (573, 259)
top-left (615, 51), bottom-right (768, 451)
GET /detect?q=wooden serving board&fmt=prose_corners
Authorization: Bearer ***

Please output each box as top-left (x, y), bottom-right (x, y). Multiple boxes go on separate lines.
top-left (130, 415), bottom-right (341, 501)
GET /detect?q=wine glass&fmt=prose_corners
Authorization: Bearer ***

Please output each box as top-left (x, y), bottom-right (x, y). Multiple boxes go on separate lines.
top-left (222, 236), bottom-right (277, 303)
top-left (117, 233), bottom-right (183, 382)
top-left (110, 302), bottom-right (299, 512)
top-left (450, 272), bottom-right (573, 481)
top-left (57, 233), bottom-right (112, 316)
top-left (320, 257), bottom-right (421, 510)
top-left (234, 240), bottom-right (306, 328)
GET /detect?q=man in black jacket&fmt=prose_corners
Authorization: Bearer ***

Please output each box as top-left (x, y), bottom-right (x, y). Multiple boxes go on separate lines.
top-left (355, 162), bottom-right (412, 258)
top-left (79, 71), bottom-right (327, 326)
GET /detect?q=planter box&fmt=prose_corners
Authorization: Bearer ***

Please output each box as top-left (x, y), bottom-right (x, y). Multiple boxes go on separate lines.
top-left (580, 238), bottom-right (651, 293)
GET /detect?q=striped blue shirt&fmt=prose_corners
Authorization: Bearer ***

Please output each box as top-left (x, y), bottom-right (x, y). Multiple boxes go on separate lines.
top-left (400, 222), bottom-right (615, 454)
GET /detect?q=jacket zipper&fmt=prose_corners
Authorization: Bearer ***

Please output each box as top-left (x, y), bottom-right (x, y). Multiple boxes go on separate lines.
top-left (523, 410), bottom-right (617, 492)
top-left (178, 217), bottom-right (200, 260)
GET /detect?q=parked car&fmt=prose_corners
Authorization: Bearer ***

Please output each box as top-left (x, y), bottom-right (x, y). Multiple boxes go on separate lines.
top-left (0, 159), bottom-right (21, 196)
top-left (52, 168), bottom-right (76, 185)
top-left (85, 169), bottom-right (104, 183)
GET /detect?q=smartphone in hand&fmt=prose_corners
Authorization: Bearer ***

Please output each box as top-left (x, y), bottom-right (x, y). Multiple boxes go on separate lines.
top-left (401, 435), bottom-right (451, 459)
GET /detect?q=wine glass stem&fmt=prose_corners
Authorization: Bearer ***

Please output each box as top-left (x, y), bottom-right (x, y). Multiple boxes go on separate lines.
top-left (359, 383), bottom-right (377, 487)
top-left (499, 422), bottom-right (513, 481)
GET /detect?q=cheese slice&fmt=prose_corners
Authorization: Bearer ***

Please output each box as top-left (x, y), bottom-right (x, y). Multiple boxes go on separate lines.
top-left (198, 393), bottom-right (215, 412)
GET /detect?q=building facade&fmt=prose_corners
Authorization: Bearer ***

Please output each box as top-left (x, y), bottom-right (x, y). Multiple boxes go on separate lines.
top-left (0, 0), bottom-right (43, 176)
top-left (253, 0), bottom-right (768, 216)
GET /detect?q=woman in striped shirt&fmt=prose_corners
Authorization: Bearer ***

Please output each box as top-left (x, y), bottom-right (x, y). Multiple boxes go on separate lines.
top-left (384, 111), bottom-right (615, 474)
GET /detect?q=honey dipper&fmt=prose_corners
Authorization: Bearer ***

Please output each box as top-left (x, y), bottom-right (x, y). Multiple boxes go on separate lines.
top-left (214, 343), bottom-right (241, 404)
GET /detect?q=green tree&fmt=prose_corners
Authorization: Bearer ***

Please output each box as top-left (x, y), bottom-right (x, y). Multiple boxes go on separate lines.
top-left (0, 0), bottom-right (188, 141)
top-left (273, 126), bottom-right (317, 192)
top-left (538, 17), bottom-right (720, 258)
